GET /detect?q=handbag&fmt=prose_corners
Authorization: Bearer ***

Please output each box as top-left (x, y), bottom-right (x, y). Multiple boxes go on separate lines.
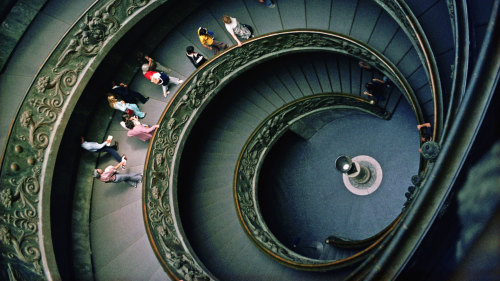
top-left (242, 24), bottom-right (253, 35)
top-left (126, 108), bottom-right (135, 116)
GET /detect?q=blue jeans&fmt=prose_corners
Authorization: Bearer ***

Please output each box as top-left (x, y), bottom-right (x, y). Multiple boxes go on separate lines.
top-left (97, 145), bottom-right (122, 162)
top-left (125, 103), bottom-right (145, 118)
top-left (113, 173), bottom-right (142, 187)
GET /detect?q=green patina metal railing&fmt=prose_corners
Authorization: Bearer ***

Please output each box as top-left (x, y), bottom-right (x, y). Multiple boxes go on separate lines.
top-left (0, 0), bottom-right (450, 279)
top-left (143, 30), bottom-right (424, 279)
top-left (353, 2), bottom-right (500, 279)
top-left (0, 1), bottom-right (168, 279)
top-left (376, 0), bottom-right (443, 142)
top-left (233, 94), bottom-right (394, 270)
top-left (442, 0), bottom-right (470, 141)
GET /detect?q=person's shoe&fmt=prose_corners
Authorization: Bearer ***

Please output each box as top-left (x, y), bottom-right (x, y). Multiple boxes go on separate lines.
top-left (144, 97), bottom-right (150, 103)
top-left (121, 155), bottom-right (127, 169)
top-left (268, 3), bottom-right (275, 8)
top-left (163, 91), bottom-right (170, 97)
top-left (178, 80), bottom-right (184, 84)
top-left (114, 140), bottom-right (119, 151)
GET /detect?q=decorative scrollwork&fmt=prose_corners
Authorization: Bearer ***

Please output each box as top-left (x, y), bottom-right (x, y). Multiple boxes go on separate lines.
top-left (0, 0), bottom-right (167, 279)
top-left (234, 94), bottom-right (388, 267)
top-left (145, 31), bottom-right (419, 279)
top-left (127, 0), bottom-right (150, 15)
top-left (0, 167), bottom-right (42, 275)
top-left (55, 0), bottom-right (121, 69)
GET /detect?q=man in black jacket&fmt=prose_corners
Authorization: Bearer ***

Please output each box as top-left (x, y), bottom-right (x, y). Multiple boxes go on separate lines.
top-left (186, 45), bottom-right (207, 68)
top-left (110, 81), bottom-right (149, 104)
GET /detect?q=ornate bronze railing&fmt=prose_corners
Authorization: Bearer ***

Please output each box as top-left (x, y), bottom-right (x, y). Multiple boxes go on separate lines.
top-left (351, 1), bottom-right (500, 279)
top-left (0, 1), bottom-right (168, 279)
top-left (234, 94), bottom-right (393, 270)
top-left (0, 1), bottom-right (448, 279)
top-left (144, 30), bottom-right (424, 280)
top-left (325, 213), bottom-right (403, 249)
top-left (375, 0), bottom-right (443, 142)
top-left (442, 0), bottom-right (470, 141)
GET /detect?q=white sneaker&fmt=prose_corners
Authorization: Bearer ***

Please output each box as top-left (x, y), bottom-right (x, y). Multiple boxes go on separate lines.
top-left (106, 135), bottom-right (113, 146)
top-left (121, 155), bottom-right (127, 169)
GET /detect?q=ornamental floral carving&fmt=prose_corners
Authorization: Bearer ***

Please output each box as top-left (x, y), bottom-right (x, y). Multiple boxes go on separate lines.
top-left (145, 31), bottom-right (419, 278)
top-left (56, 0), bottom-right (121, 69)
top-left (0, 0), bottom-right (167, 279)
top-left (234, 95), bottom-right (388, 267)
top-left (127, 0), bottom-right (150, 15)
top-left (0, 167), bottom-right (42, 275)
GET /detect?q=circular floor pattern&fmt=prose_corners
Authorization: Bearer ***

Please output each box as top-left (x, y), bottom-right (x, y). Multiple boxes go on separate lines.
top-left (342, 155), bottom-right (383, 196)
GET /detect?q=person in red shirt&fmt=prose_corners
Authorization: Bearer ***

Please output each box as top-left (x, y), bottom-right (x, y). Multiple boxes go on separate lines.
top-left (143, 70), bottom-right (183, 97)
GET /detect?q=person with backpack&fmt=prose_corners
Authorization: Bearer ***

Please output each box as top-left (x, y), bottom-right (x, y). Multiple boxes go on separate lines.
top-left (198, 27), bottom-right (228, 55)
top-left (222, 15), bottom-right (253, 47)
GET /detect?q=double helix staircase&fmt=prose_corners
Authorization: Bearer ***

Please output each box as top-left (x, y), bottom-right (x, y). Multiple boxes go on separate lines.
top-left (177, 51), bottom-right (419, 280)
top-left (0, 0), bottom-right (498, 280)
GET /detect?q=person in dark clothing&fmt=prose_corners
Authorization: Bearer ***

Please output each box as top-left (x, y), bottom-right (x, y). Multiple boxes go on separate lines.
top-left (417, 123), bottom-right (433, 142)
top-left (110, 81), bottom-right (149, 104)
top-left (80, 137), bottom-right (123, 162)
top-left (363, 78), bottom-right (388, 101)
top-left (186, 46), bottom-right (207, 68)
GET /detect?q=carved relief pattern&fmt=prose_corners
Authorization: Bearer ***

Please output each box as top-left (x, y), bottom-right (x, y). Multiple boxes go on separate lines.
top-left (0, 167), bottom-right (42, 275)
top-left (145, 31), bottom-right (415, 277)
top-left (127, 0), bottom-right (150, 15)
top-left (234, 95), bottom-right (387, 266)
top-left (0, 0), bottom-right (166, 279)
top-left (55, 0), bottom-right (121, 69)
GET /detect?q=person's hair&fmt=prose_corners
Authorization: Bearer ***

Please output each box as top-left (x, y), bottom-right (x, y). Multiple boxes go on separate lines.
top-left (186, 46), bottom-right (194, 54)
top-left (222, 15), bottom-right (232, 24)
top-left (107, 94), bottom-right (117, 108)
top-left (125, 119), bottom-right (135, 130)
top-left (93, 169), bottom-right (101, 178)
top-left (121, 113), bottom-right (130, 121)
top-left (141, 63), bottom-right (149, 73)
top-left (199, 28), bottom-right (207, 35)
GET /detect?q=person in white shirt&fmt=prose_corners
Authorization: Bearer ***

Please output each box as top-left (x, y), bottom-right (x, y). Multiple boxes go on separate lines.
top-left (80, 137), bottom-right (123, 162)
top-left (222, 15), bottom-right (253, 47)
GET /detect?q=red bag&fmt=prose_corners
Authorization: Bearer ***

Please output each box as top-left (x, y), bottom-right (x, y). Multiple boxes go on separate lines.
top-left (126, 109), bottom-right (134, 116)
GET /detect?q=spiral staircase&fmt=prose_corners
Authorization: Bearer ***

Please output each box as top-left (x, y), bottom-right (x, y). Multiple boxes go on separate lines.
top-left (0, 0), bottom-right (498, 281)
